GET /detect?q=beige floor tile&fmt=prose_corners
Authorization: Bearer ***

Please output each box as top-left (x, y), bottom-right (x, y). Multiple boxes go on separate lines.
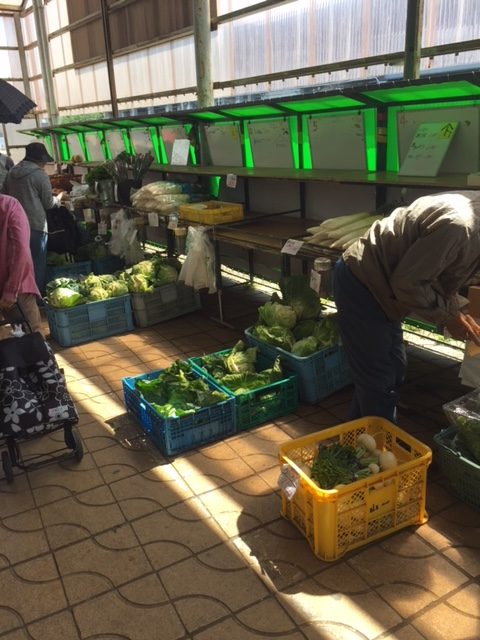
top-left (27, 610), bottom-right (80, 640)
top-left (93, 441), bottom-right (157, 483)
top-left (0, 555), bottom-right (67, 628)
top-left (279, 577), bottom-right (402, 638)
top-left (382, 625), bottom-right (428, 640)
top-left (233, 521), bottom-right (324, 590)
top-left (411, 583), bottom-right (480, 640)
top-left (73, 419), bottom-right (118, 452)
top-left (110, 465), bottom-right (194, 520)
top-left (348, 531), bottom-right (469, 618)
top-left (192, 600), bottom-right (303, 639)
top-left (40, 485), bottom-right (125, 549)
top-left (0, 475), bottom-right (35, 518)
top-left (199, 474), bottom-right (280, 537)
top-left (28, 453), bottom-right (104, 507)
top-left (55, 523), bottom-right (152, 604)
top-left (0, 630), bottom-right (28, 640)
top-left (0, 509), bottom-right (49, 567)
top-left (172, 446), bottom-right (256, 495)
top-left (74, 392), bottom-right (126, 423)
top-left (160, 555), bottom-right (269, 622)
top-left (67, 374), bottom-right (114, 400)
top-left (73, 588), bottom-right (184, 640)
top-left (227, 425), bottom-right (291, 472)
top-left (132, 497), bottom-right (226, 567)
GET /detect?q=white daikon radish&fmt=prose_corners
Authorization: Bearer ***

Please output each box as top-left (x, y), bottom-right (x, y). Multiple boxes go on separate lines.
top-left (378, 451), bottom-right (397, 470)
top-left (318, 212), bottom-right (371, 231)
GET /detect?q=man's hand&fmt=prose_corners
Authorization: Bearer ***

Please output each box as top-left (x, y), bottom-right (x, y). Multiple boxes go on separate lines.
top-left (0, 298), bottom-right (15, 312)
top-left (445, 312), bottom-right (480, 346)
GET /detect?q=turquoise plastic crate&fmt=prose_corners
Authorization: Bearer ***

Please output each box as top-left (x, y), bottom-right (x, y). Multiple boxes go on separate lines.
top-left (122, 369), bottom-right (235, 456)
top-left (433, 426), bottom-right (480, 510)
top-left (132, 282), bottom-right (201, 328)
top-left (92, 255), bottom-right (125, 275)
top-left (46, 295), bottom-right (134, 347)
top-left (244, 326), bottom-right (351, 403)
top-left (46, 260), bottom-right (92, 285)
top-left (190, 350), bottom-right (298, 432)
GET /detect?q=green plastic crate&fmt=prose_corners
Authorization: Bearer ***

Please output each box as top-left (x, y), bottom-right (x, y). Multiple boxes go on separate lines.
top-left (433, 426), bottom-right (480, 511)
top-left (190, 349), bottom-right (298, 432)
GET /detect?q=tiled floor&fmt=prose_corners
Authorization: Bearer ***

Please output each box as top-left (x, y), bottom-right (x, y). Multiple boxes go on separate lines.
top-left (0, 284), bottom-right (479, 640)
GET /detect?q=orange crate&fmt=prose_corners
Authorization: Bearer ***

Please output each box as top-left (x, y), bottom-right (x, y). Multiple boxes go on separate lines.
top-left (278, 417), bottom-right (432, 561)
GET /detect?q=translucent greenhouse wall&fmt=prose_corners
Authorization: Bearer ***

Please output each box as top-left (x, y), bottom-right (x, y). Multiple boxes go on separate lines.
top-left (1, 0), bottom-right (480, 122)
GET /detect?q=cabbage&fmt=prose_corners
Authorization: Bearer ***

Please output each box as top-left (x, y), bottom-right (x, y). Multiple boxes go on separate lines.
top-left (88, 287), bottom-right (109, 302)
top-left (128, 274), bottom-right (154, 293)
top-left (131, 260), bottom-right (155, 278)
top-left (225, 340), bottom-right (257, 374)
top-left (107, 280), bottom-right (129, 297)
top-left (313, 316), bottom-right (338, 347)
top-left (291, 336), bottom-right (318, 357)
top-left (258, 302), bottom-right (296, 329)
top-left (279, 275), bottom-right (322, 320)
top-left (251, 324), bottom-right (295, 351)
top-left (46, 277), bottom-right (80, 295)
top-left (153, 264), bottom-right (178, 286)
top-left (48, 287), bottom-right (84, 308)
top-left (293, 319), bottom-right (317, 340)
top-left (82, 274), bottom-right (103, 290)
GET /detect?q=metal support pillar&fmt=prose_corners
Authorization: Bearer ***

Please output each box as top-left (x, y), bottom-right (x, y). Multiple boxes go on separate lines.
top-left (100, 0), bottom-right (119, 118)
top-left (193, 0), bottom-right (213, 107)
top-left (14, 13), bottom-right (31, 100)
top-left (32, 0), bottom-right (58, 125)
top-left (404, 0), bottom-right (424, 80)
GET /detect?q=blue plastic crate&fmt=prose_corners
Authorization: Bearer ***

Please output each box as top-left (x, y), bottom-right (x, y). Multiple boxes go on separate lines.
top-left (122, 369), bottom-right (235, 456)
top-left (433, 426), bottom-right (480, 511)
top-left (92, 255), bottom-right (125, 275)
top-left (46, 260), bottom-right (92, 284)
top-left (46, 294), bottom-right (134, 347)
top-left (190, 350), bottom-right (298, 432)
top-left (244, 326), bottom-right (351, 404)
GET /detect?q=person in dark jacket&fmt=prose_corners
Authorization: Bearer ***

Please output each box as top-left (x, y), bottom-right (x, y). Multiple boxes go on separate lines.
top-left (334, 191), bottom-right (480, 423)
top-left (4, 142), bottom-right (63, 294)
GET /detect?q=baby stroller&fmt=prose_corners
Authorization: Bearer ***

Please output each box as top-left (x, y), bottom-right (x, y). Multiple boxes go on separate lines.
top-left (0, 304), bottom-right (83, 483)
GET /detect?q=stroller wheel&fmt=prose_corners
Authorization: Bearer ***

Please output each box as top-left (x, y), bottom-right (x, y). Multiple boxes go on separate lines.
top-left (7, 439), bottom-right (20, 466)
top-left (2, 451), bottom-right (14, 484)
top-left (64, 425), bottom-right (84, 462)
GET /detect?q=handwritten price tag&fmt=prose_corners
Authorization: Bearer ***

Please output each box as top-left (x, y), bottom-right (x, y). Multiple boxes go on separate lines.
top-left (309, 269), bottom-right (321, 293)
top-left (148, 212), bottom-right (159, 227)
top-left (281, 239), bottom-right (304, 255)
top-left (226, 173), bottom-right (237, 188)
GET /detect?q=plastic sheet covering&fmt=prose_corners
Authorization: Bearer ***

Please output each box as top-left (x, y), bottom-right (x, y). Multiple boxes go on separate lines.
top-left (4, 0), bottom-right (480, 115)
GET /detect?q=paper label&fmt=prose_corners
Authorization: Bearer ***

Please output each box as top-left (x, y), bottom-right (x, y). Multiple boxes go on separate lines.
top-left (281, 239), bottom-right (304, 255)
top-left (168, 215), bottom-right (178, 230)
top-left (226, 173), bottom-right (237, 188)
top-left (310, 269), bottom-right (321, 293)
top-left (98, 222), bottom-right (107, 235)
top-left (171, 139), bottom-right (190, 165)
top-left (277, 464), bottom-right (300, 501)
top-left (148, 212), bottom-right (159, 227)
top-left (83, 208), bottom-right (95, 222)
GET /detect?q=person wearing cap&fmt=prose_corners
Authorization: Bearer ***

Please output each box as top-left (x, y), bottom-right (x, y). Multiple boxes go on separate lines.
top-left (3, 142), bottom-right (64, 295)
top-left (333, 190), bottom-right (480, 423)
top-left (0, 194), bottom-right (43, 338)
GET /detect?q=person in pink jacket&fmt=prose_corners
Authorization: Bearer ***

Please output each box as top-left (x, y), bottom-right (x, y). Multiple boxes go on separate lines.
top-left (0, 194), bottom-right (44, 337)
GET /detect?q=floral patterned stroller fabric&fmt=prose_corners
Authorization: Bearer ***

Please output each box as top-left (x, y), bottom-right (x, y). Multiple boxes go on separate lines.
top-left (0, 331), bottom-right (78, 437)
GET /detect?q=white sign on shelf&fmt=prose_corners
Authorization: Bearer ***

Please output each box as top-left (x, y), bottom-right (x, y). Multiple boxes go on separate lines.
top-left (148, 212), bottom-right (160, 227)
top-left (171, 139), bottom-right (190, 166)
top-left (281, 239), bottom-right (304, 255)
top-left (205, 123), bottom-right (243, 166)
top-left (226, 173), bottom-right (237, 188)
top-left (247, 119), bottom-right (293, 168)
top-left (130, 128), bottom-right (153, 154)
top-left (105, 130), bottom-right (126, 158)
top-left (399, 121), bottom-right (458, 177)
top-left (308, 113), bottom-right (367, 171)
top-left (84, 132), bottom-right (105, 161)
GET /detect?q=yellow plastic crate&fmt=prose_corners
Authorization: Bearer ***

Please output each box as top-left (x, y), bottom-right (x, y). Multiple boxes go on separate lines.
top-left (278, 417), bottom-right (432, 561)
top-left (179, 201), bottom-right (244, 224)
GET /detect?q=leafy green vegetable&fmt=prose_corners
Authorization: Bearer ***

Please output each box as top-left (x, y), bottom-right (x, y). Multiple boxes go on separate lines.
top-left (88, 286), bottom-right (109, 302)
top-left (76, 241), bottom-right (109, 261)
top-left (135, 360), bottom-right (228, 418)
top-left (225, 340), bottom-right (257, 374)
top-left (456, 416), bottom-right (480, 464)
top-left (221, 357), bottom-right (283, 394)
top-left (258, 301), bottom-right (297, 329)
top-left (48, 287), bottom-right (84, 308)
top-left (279, 275), bottom-right (322, 320)
top-left (152, 264), bottom-right (178, 287)
top-left (128, 274), bottom-right (154, 293)
top-left (107, 280), bottom-right (129, 297)
top-left (47, 252), bottom-right (69, 266)
top-left (310, 443), bottom-right (361, 489)
top-left (251, 324), bottom-right (295, 351)
top-left (293, 319), bottom-right (317, 340)
top-left (313, 316), bottom-right (338, 347)
top-left (46, 277), bottom-right (80, 295)
top-left (291, 336), bottom-right (318, 357)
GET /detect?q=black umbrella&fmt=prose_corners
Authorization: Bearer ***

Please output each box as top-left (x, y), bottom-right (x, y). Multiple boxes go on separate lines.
top-left (0, 79), bottom-right (36, 124)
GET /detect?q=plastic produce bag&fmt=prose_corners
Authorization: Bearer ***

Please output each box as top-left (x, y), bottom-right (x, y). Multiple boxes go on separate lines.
top-left (109, 209), bottom-right (144, 265)
top-left (443, 389), bottom-right (480, 463)
top-left (178, 226), bottom-right (216, 293)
